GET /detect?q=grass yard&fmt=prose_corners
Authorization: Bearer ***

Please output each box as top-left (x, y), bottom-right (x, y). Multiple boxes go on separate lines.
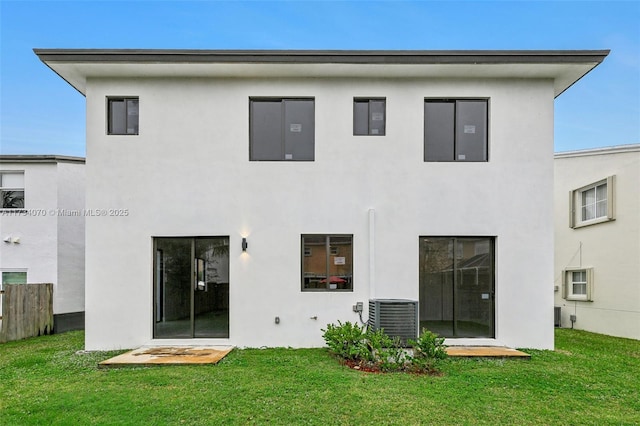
top-left (0, 329), bottom-right (638, 425)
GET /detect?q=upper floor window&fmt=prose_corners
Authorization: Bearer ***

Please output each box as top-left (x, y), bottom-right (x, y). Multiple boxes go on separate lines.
top-left (424, 99), bottom-right (488, 162)
top-left (302, 234), bottom-right (353, 291)
top-left (0, 172), bottom-right (24, 209)
top-left (108, 97), bottom-right (139, 135)
top-left (354, 98), bottom-right (386, 136)
top-left (569, 176), bottom-right (615, 228)
top-left (249, 98), bottom-right (314, 161)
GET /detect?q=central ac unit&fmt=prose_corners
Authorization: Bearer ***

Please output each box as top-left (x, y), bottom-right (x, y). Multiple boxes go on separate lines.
top-left (368, 299), bottom-right (419, 345)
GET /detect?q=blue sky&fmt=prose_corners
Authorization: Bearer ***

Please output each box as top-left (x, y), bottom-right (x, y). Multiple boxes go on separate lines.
top-left (1, 1), bottom-right (638, 156)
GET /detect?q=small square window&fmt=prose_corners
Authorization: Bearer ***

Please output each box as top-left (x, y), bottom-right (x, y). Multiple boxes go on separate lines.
top-left (108, 97), bottom-right (139, 135)
top-left (0, 172), bottom-right (25, 209)
top-left (570, 176), bottom-right (615, 228)
top-left (302, 234), bottom-right (353, 291)
top-left (562, 267), bottom-right (593, 301)
top-left (354, 98), bottom-right (385, 136)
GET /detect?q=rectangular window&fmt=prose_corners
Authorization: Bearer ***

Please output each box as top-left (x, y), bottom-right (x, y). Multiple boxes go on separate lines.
top-left (250, 98), bottom-right (314, 161)
top-left (108, 97), bottom-right (139, 135)
top-left (424, 99), bottom-right (488, 162)
top-left (2, 271), bottom-right (27, 285)
top-left (302, 235), bottom-right (353, 291)
top-left (570, 176), bottom-right (615, 228)
top-left (0, 172), bottom-right (25, 209)
top-left (354, 98), bottom-right (386, 135)
top-left (562, 268), bottom-right (593, 301)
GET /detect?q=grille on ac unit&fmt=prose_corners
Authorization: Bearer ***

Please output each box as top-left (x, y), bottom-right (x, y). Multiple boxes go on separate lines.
top-left (368, 299), bottom-right (419, 345)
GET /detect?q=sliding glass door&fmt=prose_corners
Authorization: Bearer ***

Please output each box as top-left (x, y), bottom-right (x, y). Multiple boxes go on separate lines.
top-left (154, 237), bottom-right (229, 338)
top-left (419, 237), bottom-right (494, 338)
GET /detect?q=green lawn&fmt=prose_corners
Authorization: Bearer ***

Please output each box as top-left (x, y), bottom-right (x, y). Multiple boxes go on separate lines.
top-left (1, 329), bottom-right (638, 425)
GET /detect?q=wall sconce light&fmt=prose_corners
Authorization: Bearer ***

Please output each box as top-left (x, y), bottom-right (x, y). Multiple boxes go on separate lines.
top-left (3, 236), bottom-right (11, 243)
top-left (242, 237), bottom-right (248, 252)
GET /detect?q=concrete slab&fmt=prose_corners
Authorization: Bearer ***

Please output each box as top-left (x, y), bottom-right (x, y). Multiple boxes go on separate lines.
top-left (446, 346), bottom-right (530, 358)
top-left (99, 346), bottom-right (234, 367)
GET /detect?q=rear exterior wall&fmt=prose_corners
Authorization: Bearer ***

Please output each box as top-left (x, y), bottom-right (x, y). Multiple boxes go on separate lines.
top-left (84, 76), bottom-right (555, 350)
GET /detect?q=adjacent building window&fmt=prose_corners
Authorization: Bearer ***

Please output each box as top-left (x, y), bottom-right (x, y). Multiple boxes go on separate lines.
top-left (424, 99), bottom-right (488, 162)
top-left (0, 172), bottom-right (25, 209)
top-left (250, 98), bottom-right (315, 161)
top-left (354, 98), bottom-right (386, 135)
top-left (302, 235), bottom-right (353, 291)
top-left (108, 97), bottom-right (139, 135)
top-left (562, 267), bottom-right (593, 301)
top-left (2, 271), bottom-right (27, 285)
top-left (570, 176), bottom-right (615, 228)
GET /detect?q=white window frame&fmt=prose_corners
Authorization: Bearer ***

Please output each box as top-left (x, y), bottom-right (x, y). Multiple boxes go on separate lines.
top-left (562, 267), bottom-right (593, 301)
top-left (0, 171), bottom-right (25, 209)
top-left (570, 176), bottom-right (615, 228)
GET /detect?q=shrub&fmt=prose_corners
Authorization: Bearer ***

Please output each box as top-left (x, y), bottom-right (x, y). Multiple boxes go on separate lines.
top-left (322, 322), bottom-right (447, 374)
top-left (321, 321), bottom-right (367, 361)
top-left (407, 328), bottom-right (448, 372)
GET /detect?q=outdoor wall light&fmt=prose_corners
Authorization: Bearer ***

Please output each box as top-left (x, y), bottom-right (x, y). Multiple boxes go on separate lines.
top-left (242, 237), bottom-right (248, 252)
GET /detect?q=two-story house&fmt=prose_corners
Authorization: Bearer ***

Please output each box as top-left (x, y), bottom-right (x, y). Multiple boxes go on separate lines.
top-left (0, 155), bottom-right (85, 332)
top-left (35, 49), bottom-right (608, 350)
top-left (554, 144), bottom-right (639, 340)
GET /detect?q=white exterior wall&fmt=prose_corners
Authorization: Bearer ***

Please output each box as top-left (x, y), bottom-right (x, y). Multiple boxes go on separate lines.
top-left (554, 146), bottom-right (640, 339)
top-left (84, 76), bottom-right (555, 350)
top-left (56, 162), bottom-right (86, 314)
top-left (0, 160), bottom-right (85, 315)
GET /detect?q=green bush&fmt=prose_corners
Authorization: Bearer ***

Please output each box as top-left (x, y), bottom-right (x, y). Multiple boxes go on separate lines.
top-left (407, 328), bottom-right (448, 372)
top-left (322, 322), bottom-right (447, 374)
top-left (321, 321), bottom-right (368, 361)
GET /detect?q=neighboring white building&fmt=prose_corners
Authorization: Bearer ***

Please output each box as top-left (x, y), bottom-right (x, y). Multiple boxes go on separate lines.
top-left (35, 49), bottom-right (608, 350)
top-left (0, 155), bottom-right (86, 332)
top-left (554, 144), bottom-right (640, 340)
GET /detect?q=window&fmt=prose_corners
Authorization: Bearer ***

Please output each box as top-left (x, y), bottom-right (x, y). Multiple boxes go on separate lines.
top-left (108, 97), bottom-right (139, 135)
top-left (250, 98), bottom-right (314, 161)
top-left (302, 235), bottom-right (352, 291)
top-left (354, 98), bottom-right (385, 135)
top-left (2, 271), bottom-right (27, 285)
top-left (562, 267), bottom-right (593, 301)
top-left (424, 99), bottom-right (488, 162)
top-left (570, 176), bottom-right (615, 228)
top-left (0, 172), bottom-right (25, 209)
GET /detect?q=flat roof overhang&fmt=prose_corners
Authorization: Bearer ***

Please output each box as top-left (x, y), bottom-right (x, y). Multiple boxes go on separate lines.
top-left (34, 49), bottom-right (609, 97)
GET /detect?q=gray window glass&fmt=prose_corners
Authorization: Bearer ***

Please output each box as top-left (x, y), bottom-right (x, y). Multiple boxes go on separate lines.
top-left (424, 99), bottom-right (488, 162)
top-left (250, 98), bottom-right (314, 161)
top-left (354, 98), bottom-right (385, 136)
top-left (108, 97), bottom-right (139, 135)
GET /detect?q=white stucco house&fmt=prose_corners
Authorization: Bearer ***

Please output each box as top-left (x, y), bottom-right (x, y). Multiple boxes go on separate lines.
top-left (0, 155), bottom-right (86, 332)
top-left (554, 144), bottom-right (639, 340)
top-left (35, 49), bottom-right (608, 350)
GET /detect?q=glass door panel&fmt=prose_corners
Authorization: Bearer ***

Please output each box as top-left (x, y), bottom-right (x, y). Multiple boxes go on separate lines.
top-left (154, 238), bottom-right (192, 338)
top-left (419, 237), bottom-right (494, 338)
top-left (194, 237), bottom-right (229, 338)
top-left (154, 237), bottom-right (229, 339)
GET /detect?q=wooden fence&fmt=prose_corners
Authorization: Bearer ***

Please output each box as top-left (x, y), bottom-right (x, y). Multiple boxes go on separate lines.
top-left (0, 283), bottom-right (53, 343)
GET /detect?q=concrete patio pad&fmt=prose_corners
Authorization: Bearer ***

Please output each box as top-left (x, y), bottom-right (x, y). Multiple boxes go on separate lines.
top-left (445, 346), bottom-right (530, 358)
top-left (99, 346), bottom-right (234, 367)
